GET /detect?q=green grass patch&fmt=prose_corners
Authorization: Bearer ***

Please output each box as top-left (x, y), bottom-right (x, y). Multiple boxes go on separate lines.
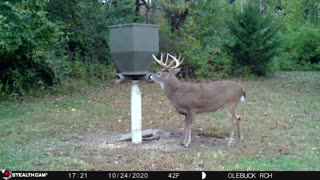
top-left (224, 152), bottom-right (320, 171)
top-left (225, 155), bottom-right (301, 170)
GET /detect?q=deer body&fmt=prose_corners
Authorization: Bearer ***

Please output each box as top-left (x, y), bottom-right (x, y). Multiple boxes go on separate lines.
top-left (161, 77), bottom-right (244, 115)
top-left (151, 53), bottom-right (245, 147)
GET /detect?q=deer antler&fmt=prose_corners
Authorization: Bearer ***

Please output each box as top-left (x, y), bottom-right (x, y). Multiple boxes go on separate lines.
top-left (168, 53), bottom-right (184, 68)
top-left (152, 53), bottom-right (184, 70)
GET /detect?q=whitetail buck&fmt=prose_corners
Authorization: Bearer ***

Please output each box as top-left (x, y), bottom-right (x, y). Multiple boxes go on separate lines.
top-left (150, 53), bottom-right (246, 147)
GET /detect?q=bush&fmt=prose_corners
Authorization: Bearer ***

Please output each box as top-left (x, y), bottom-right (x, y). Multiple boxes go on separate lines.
top-left (160, 0), bottom-right (189, 32)
top-left (0, 1), bottom-right (63, 98)
top-left (228, 2), bottom-right (280, 76)
top-left (68, 61), bottom-right (116, 84)
top-left (0, 0), bottom-right (123, 100)
top-left (280, 25), bottom-right (320, 70)
top-left (159, 1), bottom-right (233, 79)
top-left (47, 0), bottom-right (112, 64)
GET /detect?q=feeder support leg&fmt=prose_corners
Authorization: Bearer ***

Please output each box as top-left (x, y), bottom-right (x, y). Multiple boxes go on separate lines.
top-left (131, 80), bottom-right (142, 144)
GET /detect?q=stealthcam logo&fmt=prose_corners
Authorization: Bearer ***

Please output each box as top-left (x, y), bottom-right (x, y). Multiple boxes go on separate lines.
top-left (1, 169), bottom-right (11, 180)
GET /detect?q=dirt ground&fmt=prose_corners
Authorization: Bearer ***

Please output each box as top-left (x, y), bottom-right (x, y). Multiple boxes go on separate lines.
top-left (77, 128), bottom-right (233, 170)
top-left (69, 72), bottom-right (319, 171)
top-left (2, 72), bottom-right (319, 171)
top-left (58, 80), bottom-right (248, 171)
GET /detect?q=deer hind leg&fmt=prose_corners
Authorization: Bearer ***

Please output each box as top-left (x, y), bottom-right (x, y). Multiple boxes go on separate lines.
top-left (183, 112), bottom-right (194, 148)
top-left (235, 114), bottom-right (244, 142)
top-left (224, 105), bottom-right (237, 147)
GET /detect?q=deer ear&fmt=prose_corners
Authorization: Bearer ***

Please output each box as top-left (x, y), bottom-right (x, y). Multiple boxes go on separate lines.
top-left (169, 68), bottom-right (181, 75)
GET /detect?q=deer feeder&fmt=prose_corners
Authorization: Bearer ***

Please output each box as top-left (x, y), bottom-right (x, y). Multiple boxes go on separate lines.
top-left (109, 23), bottom-right (159, 144)
top-left (109, 23), bottom-right (159, 82)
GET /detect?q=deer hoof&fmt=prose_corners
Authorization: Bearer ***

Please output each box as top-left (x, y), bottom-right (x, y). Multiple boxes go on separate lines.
top-left (181, 142), bottom-right (190, 148)
top-left (239, 136), bottom-right (244, 143)
top-left (227, 138), bottom-right (234, 147)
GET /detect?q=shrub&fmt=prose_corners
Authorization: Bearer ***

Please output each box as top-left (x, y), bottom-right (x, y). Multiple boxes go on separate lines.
top-left (160, 0), bottom-right (189, 32)
top-left (159, 1), bottom-right (233, 79)
top-left (47, 0), bottom-right (113, 64)
top-left (280, 25), bottom-right (320, 70)
top-left (0, 1), bottom-right (63, 97)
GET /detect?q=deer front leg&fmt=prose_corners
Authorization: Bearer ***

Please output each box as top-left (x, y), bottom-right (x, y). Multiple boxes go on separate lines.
top-left (183, 119), bottom-right (188, 146)
top-left (183, 112), bottom-right (194, 147)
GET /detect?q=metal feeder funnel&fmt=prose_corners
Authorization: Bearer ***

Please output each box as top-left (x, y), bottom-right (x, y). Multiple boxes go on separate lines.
top-left (109, 23), bottom-right (159, 80)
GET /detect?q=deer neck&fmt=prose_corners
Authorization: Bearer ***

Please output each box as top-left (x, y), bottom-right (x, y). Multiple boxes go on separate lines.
top-left (162, 75), bottom-right (181, 96)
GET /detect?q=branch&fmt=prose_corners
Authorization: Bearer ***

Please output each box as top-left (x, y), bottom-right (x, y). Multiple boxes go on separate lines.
top-left (140, 0), bottom-right (150, 9)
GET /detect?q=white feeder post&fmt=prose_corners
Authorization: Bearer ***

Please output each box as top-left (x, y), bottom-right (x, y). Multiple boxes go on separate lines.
top-left (131, 80), bottom-right (142, 144)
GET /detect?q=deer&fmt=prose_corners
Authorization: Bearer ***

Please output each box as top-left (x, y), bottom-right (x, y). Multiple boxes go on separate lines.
top-left (150, 53), bottom-right (246, 147)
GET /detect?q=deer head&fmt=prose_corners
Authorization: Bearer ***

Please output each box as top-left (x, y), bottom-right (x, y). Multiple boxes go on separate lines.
top-left (150, 53), bottom-right (184, 87)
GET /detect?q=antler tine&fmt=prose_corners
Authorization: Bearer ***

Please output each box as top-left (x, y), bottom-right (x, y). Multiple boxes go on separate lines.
top-left (152, 53), bottom-right (166, 67)
top-left (178, 53), bottom-right (181, 61)
top-left (166, 53), bottom-right (177, 68)
top-left (168, 53), bottom-right (183, 68)
top-left (165, 53), bottom-right (169, 65)
top-left (160, 53), bottom-right (163, 63)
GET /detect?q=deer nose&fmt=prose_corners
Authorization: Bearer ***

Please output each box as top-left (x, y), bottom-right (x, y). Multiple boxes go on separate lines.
top-left (142, 73), bottom-right (153, 82)
top-left (150, 74), bottom-right (155, 80)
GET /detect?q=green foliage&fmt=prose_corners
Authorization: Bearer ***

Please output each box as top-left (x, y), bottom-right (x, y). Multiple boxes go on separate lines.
top-left (268, 0), bottom-right (320, 27)
top-left (47, 0), bottom-right (111, 64)
top-left (280, 25), bottom-right (320, 70)
top-left (1, 0), bottom-right (320, 100)
top-left (46, 0), bottom-right (138, 83)
top-left (257, 0), bottom-right (320, 71)
top-left (0, 0), bottom-right (119, 100)
top-left (105, 0), bottom-right (143, 25)
top-left (0, 0), bottom-right (63, 98)
top-left (46, 0), bottom-right (143, 65)
top-left (228, 2), bottom-right (280, 76)
top-left (68, 61), bottom-right (116, 84)
top-left (160, 0), bottom-right (189, 32)
top-left (159, 0), bottom-right (233, 78)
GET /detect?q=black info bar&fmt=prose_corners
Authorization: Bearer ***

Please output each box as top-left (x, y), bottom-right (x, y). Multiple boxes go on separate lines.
top-left (2, 171), bottom-right (319, 180)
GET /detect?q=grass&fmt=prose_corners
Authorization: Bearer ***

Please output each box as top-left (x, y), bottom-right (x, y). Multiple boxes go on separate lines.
top-left (0, 71), bottom-right (319, 171)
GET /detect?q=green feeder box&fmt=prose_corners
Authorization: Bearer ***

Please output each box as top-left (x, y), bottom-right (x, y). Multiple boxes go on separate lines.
top-left (109, 23), bottom-right (159, 81)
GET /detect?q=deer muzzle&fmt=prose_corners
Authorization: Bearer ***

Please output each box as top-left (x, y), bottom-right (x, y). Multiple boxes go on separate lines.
top-left (142, 73), bottom-right (153, 82)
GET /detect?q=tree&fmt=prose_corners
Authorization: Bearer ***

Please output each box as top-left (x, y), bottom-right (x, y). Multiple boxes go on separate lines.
top-left (0, 0), bottom-right (62, 97)
top-left (47, 0), bottom-right (111, 64)
top-left (263, 0), bottom-right (320, 69)
top-left (228, 2), bottom-right (280, 76)
top-left (158, 0), bottom-right (234, 78)
top-left (160, 0), bottom-right (189, 32)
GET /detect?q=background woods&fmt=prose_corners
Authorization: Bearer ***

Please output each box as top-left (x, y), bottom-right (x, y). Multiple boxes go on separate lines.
top-left (0, 0), bottom-right (319, 99)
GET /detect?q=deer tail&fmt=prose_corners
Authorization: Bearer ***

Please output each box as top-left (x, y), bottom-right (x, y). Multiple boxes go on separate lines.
top-left (240, 91), bottom-right (246, 102)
